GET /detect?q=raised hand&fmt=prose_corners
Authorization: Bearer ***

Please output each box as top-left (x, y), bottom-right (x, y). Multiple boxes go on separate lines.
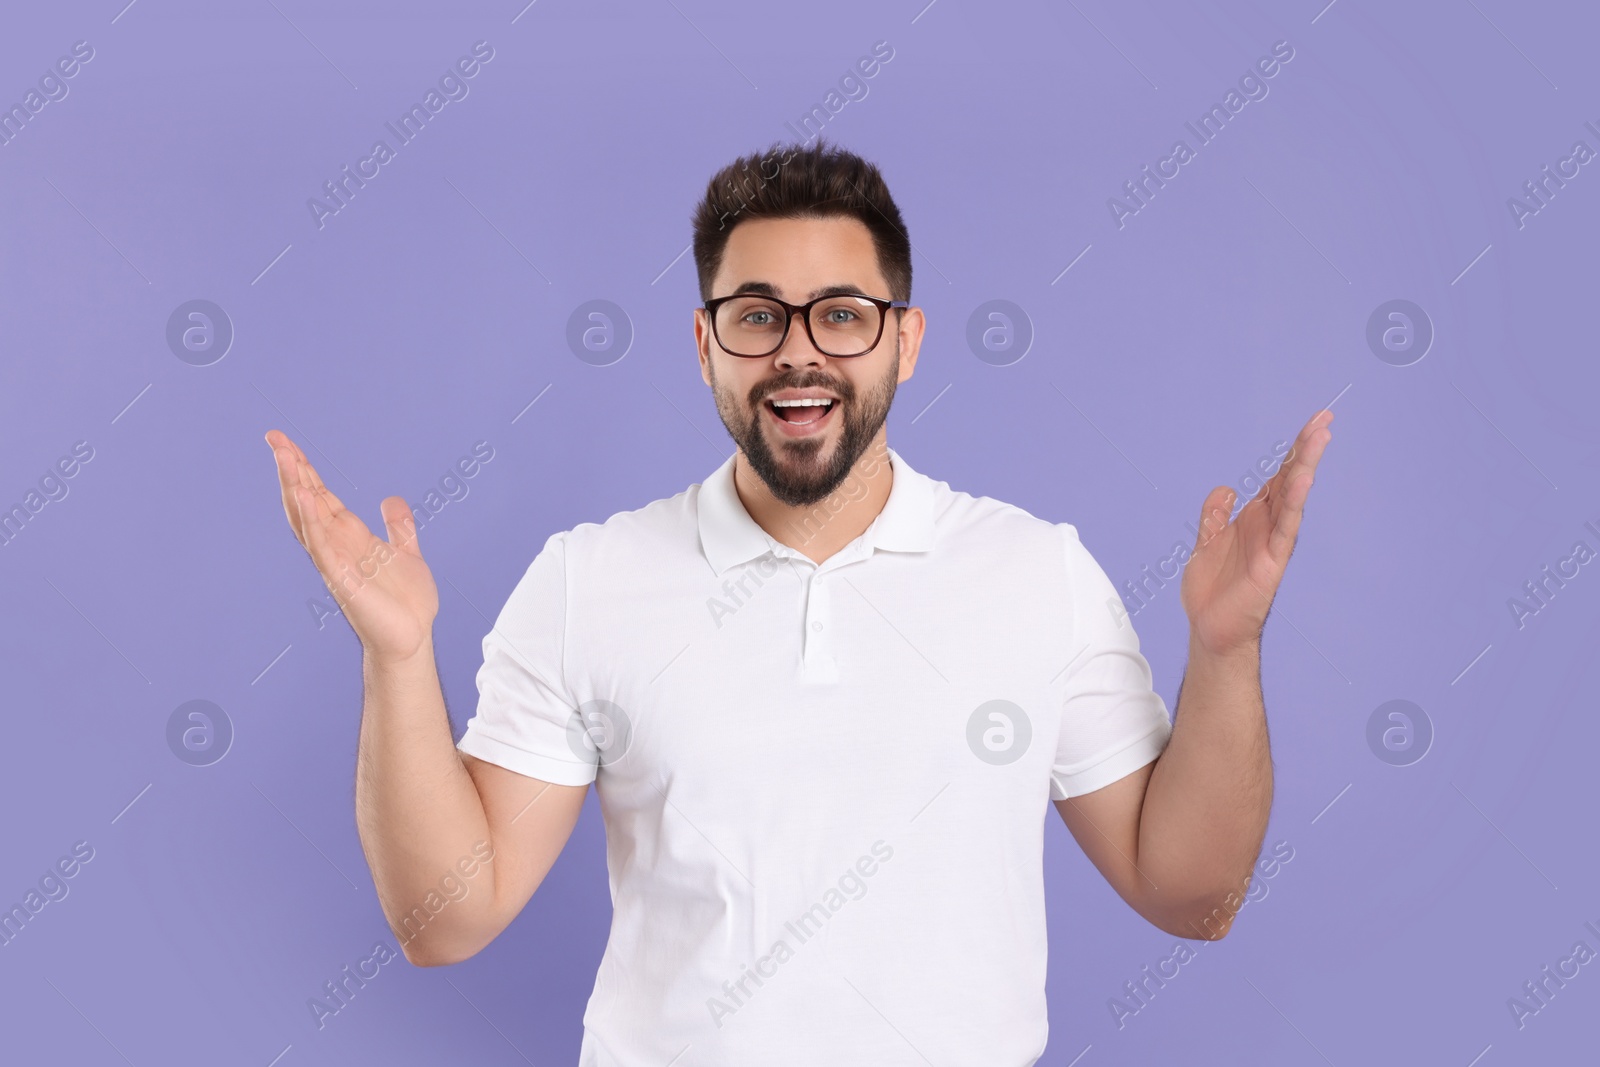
top-left (1179, 409), bottom-right (1334, 657)
top-left (266, 429), bottom-right (438, 664)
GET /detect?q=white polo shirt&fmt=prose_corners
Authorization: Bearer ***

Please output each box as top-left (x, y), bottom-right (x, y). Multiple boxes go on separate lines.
top-left (456, 446), bottom-right (1172, 1065)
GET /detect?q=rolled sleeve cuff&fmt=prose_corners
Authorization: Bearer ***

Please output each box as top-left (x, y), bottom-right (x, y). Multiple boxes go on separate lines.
top-left (1049, 719), bottom-right (1171, 801)
top-left (456, 723), bottom-right (598, 787)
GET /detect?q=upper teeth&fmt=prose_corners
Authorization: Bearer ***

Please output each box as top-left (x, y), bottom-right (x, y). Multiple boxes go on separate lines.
top-left (771, 398), bottom-right (833, 407)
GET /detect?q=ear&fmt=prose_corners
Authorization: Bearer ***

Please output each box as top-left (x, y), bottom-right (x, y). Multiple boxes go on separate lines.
top-left (694, 308), bottom-right (713, 386)
top-left (896, 306), bottom-right (926, 384)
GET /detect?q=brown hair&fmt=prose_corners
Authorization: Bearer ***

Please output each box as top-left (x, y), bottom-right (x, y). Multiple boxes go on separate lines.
top-left (690, 137), bottom-right (913, 307)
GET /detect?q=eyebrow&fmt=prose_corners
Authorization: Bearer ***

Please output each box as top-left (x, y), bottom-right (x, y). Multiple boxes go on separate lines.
top-left (726, 281), bottom-right (876, 301)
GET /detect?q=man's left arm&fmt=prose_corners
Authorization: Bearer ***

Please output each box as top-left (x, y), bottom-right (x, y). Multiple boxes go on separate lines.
top-left (1055, 408), bottom-right (1333, 940)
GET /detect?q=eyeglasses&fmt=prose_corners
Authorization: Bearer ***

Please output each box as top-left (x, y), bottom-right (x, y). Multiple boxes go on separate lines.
top-left (702, 292), bottom-right (909, 358)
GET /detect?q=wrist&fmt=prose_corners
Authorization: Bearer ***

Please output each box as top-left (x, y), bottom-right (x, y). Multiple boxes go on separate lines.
top-left (363, 635), bottom-right (437, 675)
top-left (1187, 632), bottom-right (1261, 669)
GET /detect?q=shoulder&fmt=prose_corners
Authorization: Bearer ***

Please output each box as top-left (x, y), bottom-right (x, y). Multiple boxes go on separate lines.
top-left (923, 473), bottom-right (1072, 559)
top-left (915, 469), bottom-right (1118, 600)
top-left (558, 480), bottom-right (702, 567)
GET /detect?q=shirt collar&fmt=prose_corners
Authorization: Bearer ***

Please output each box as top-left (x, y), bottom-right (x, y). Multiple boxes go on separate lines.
top-left (697, 446), bottom-right (935, 576)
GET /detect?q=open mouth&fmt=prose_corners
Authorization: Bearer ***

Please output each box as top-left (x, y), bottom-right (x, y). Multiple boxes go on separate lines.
top-left (765, 397), bottom-right (837, 429)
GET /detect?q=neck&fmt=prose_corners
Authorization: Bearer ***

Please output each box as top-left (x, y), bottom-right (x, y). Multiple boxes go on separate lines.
top-left (732, 432), bottom-right (894, 565)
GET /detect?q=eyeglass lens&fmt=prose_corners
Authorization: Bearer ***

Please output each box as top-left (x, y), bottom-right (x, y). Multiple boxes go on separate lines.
top-left (713, 296), bottom-right (883, 356)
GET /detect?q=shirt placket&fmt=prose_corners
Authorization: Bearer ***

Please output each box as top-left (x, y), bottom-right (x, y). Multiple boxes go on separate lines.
top-left (803, 568), bottom-right (832, 672)
top-left (796, 541), bottom-right (872, 682)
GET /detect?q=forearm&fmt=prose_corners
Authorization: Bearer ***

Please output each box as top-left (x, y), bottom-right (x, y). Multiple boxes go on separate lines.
top-left (354, 640), bottom-right (498, 963)
top-left (1136, 636), bottom-right (1272, 932)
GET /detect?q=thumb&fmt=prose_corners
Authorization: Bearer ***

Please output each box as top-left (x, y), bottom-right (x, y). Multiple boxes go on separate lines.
top-left (1193, 485), bottom-right (1235, 552)
top-left (380, 496), bottom-right (424, 558)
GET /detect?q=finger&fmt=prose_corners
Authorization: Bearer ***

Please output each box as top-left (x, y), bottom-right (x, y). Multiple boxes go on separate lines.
top-left (1299, 407), bottom-right (1333, 438)
top-left (1267, 469), bottom-right (1314, 563)
top-left (1258, 410), bottom-right (1333, 516)
top-left (1266, 422), bottom-right (1331, 560)
top-left (380, 496), bottom-right (424, 559)
top-left (1192, 485), bottom-right (1235, 553)
top-left (269, 442), bottom-right (307, 546)
top-left (267, 430), bottom-right (344, 525)
top-left (1276, 410), bottom-right (1328, 470)
top-left (1271, 425), bottom-right (1332, 519)
top-left (271, 429), bottom-right (336, 499)
top-left (296, 452), bottom-right (349, 518)
top-left (296, 442), bottom-right (331, 494)
top-left (293, 483), bottom-right (336, 574)
top-left (269, 428), bottom-right (310, 474)
top-left (1285, 409), bottom-right (1332, 471)
top-left (293, 483), bottom-right (363, 606)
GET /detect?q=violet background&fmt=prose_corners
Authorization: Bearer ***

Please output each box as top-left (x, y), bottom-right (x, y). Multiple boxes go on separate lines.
top-left (2, 0), bottom-right (1597, 1063)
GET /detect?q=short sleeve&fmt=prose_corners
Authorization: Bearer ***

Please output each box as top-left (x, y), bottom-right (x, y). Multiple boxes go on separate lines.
top-left (1049, 523), bottom-right (1172, 800)
top-left (455, 531), bottom-right (598, 786)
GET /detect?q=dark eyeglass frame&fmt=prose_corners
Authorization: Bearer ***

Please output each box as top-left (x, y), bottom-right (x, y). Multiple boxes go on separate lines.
top-left (702, 292), bottom-right (910, 358)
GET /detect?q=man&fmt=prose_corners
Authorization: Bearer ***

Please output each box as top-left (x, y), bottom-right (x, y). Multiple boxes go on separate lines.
top-left (265, 138), bottom-right (1333, 1064)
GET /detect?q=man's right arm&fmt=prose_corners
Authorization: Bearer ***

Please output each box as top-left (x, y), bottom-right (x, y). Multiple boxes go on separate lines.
top-left (264, 428), bottom-right (587, 967)
top-left (356, 642), bottom-right (589, 967)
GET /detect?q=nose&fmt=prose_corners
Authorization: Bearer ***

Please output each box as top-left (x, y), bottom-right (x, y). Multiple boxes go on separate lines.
top-left (772, 311), bottom-right (828, 371)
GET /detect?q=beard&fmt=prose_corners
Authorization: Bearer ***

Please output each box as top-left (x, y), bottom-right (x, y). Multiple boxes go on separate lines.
top-left (710, 341), bottom-right (899, 508)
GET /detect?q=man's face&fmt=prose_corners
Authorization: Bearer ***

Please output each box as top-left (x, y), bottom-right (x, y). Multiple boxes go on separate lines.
top-left (696, 215), bottom-right (922, 508)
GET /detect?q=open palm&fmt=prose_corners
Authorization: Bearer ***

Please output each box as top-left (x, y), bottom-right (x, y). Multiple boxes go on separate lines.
top-left (266, 429), bottom-right (438, 662)
top-left (1180, 409), bottom-right (1333, 656)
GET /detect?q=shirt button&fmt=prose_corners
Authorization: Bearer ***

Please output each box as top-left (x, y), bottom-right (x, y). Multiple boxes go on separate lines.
top-left (811, 621), bottom-right (823, 631)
